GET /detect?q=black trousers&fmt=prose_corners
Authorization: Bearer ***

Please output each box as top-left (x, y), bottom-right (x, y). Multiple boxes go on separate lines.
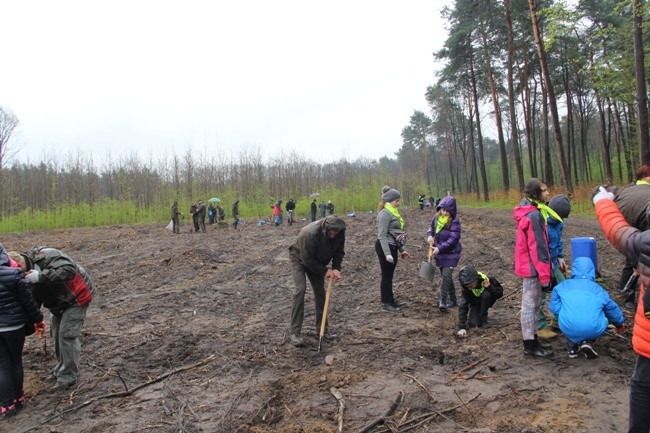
top-left (375, 240), bottom-right (398, 305)
top-left (0, 328), bottom-right (26, 409)
top-left (630, 354), bottom-right (650, 432)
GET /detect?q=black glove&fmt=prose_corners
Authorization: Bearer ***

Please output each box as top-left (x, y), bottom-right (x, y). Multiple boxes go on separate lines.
top-left (541, 282), bottom-right (553, 293)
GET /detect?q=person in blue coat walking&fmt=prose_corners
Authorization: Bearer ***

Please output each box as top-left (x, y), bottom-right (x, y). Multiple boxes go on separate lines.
top-left (549, 256), bottom-right (625, 359)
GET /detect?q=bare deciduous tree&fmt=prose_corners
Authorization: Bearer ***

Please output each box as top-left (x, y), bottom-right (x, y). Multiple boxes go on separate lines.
top-left (0, 106), bottom-right (20, 169)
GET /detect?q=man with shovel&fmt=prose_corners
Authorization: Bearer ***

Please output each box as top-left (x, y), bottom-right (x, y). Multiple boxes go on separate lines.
top-left (289, 215), bottom-right (346, 347)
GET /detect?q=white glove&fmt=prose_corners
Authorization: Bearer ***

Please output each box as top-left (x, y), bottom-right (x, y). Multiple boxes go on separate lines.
top-left (557, 257), bottom-right (567, 273)
top-left (432, 247), bottom-right (440, 255)
top-left (427, 235), bottom-right (434, 244)
top-left (457, 329), bottom-right (467, 337)
top-left (386, 255), bottom-right (394, 264)
top-left (592, 186), bottom-right (615, 205)
top-left (25, 270), bottom-right (40, 284)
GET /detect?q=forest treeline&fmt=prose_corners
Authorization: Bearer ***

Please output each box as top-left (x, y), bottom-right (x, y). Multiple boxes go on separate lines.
top-left (400, 0), bottom-right (649, 201)
top-left (1, 0), bottom-right (649, 231)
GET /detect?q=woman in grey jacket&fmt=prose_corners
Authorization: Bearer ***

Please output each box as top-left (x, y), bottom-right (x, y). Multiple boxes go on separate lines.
top-left (375, 189), bottom-right (410, 312)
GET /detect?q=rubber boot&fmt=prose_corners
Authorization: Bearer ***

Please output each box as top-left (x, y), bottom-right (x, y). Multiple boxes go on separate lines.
top-left (523, 339), bottom-right (554, 358)
top-left (534, 334), bottom-right (553, 350)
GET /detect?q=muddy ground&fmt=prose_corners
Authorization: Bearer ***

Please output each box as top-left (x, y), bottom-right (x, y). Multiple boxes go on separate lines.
top-left (2, 206), bottom-right (637, 433)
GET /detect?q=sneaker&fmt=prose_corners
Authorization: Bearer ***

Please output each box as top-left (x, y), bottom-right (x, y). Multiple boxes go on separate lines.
top-left (14, 395), bottom-right (25, 410)
top-left (579, 341), bottom-right (598, 359)
top-left (1, 404), bottom-right (16, 417)
top-left (1, 405), bottom-right (15, 418)
top-left (290, 334), bottom-right (304, 347)
top-left (382, 303), bottom-right (401, 313)
top-left (50, 381), bottom-right (77, 392)
top-left (393, 300), bottom-right (407, 308)
top-left (480, 321), bottom-right (491, 329)
top-left (324, 331), bottom-right (337, 341)
top-left (445, 301), bottom-right (457, 308)
top-left (567, 342), bottom-right (580, 359)
top-left (438, 304), bottom-right (448, 313)
top-left (625, 301), bottom-right (636, 310)
top-left (537, 328), bottom-right (559, 339)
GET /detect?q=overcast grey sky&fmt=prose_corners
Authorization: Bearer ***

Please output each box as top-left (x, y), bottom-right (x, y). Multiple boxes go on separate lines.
top-left (2, 1), bottom-right (452, 165)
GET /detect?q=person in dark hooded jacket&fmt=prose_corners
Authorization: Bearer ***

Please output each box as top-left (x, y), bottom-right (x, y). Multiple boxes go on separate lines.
top-left (0, 244), bottom-right (44, 417)
top-left (549, 257), bottom-right (624, 359)
top-left (594, 187), bottom-right (650, 431)
top-left (456, 266), bottom-right (503, 337)
top-left (426, 195), bottom-right (462, 311)
top-left (289, 216), bottom-right (346, 347)
top-left (10, 247), bottom-right (95, 392)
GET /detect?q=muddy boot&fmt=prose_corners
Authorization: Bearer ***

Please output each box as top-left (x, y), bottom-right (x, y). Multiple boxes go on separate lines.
top-left (534, 334), bottom-right (553, 350)
top-left (523, 339), bottom-right (554, 358)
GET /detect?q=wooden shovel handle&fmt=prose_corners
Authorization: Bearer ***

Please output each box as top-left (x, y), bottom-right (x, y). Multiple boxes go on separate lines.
top-left (319, 277), bottom-right (334, 338)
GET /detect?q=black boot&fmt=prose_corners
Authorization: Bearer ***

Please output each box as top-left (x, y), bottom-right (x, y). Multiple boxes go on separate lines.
top-left (534, 335), bottom-right (553, 350)
top-left (523, 339), bottom-right (554, 358)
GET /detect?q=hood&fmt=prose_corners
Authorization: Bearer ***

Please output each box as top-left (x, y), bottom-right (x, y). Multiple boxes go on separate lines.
top-left (0, 244), bottom-right (9, 267)
top-left (458, 265), bottom-right (480, 288)
top-left (570, 257), bottom-right (596, 281)
top-left (514, 198), bottom-right (537, 222)
top-left (322, 216), bottom-right (346, 234)
top-left (437, 196), bottom-right (457, 218)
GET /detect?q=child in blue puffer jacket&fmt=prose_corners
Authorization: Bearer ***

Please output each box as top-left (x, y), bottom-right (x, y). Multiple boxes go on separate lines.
top-left (549, 256), bottom-right (625, 359)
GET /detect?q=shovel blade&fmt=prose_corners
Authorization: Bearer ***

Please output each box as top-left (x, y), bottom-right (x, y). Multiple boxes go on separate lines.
top-left (420, 261), bottom-right (436, 282)
top-left (317, 336), bottom-right (323, 352)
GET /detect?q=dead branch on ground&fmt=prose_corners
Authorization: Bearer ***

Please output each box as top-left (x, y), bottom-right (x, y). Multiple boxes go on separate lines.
top-left (357, 390), bottom-right (404, 433)
top-left (42, 354), bottom-right (215, 423)
top-left (402, 373), bottom-right (436, 403)
top-left (330, 387), bottom-right (345, 433)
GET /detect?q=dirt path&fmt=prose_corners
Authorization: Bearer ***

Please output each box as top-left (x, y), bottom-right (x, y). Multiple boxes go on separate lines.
top-left (3, 206), bottom-right (635, 433)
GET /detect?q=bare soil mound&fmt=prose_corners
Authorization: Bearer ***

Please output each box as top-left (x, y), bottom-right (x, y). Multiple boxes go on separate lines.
top-left (4, 206), bottom-right (635, 433)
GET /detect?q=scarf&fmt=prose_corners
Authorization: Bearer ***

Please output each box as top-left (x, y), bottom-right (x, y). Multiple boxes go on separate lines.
top-left (637, 180), bottom-right (650, 186)
top-left (384, 203), bottom-right (404, 229)
top-left (530, 199), bottom-right (562, 224)
top-left (471, 271), bottom-right (490, 297)
top-left (435, 214), bottom-right (449, 233)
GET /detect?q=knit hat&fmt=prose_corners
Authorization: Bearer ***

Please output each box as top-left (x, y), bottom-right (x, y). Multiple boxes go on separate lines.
top-left (381, 188), bottom-right (401, 203)
top-left (549, 194), bottom-right (571, 219)
top-left (381, 185), bottom-right (391, 194)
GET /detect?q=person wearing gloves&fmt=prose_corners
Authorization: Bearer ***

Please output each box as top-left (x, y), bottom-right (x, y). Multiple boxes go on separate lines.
top-left (9, 247), bottom-right (95, 392)
top-left (456, 266), bottom-right (503, 337)
top-left (289, 216), bottom-right (346, 347)
top-left (0, 244), bottom-right (45, 417)
top-left (537, 194), bottom-right (571, 339)
top-left (593, 185), bottom-right (650, 432)
top-left (375, 188), bottom-right (410, 313)
top-left (514, 178), bottom-right (554, 358)
top-left (426, 195), bottom-right (462, 312)
top-left (548, 256), bottom-right (624, 359)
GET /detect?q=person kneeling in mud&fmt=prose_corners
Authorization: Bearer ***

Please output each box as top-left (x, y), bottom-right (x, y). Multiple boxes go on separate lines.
top-left (456, 266), bottom-right (504, 338)
top-left (548, 256), bottom-right (625, 359)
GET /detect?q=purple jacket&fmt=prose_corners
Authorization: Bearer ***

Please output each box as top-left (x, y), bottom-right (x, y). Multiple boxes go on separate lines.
top-left (427, 196), bottom-right (462, 267)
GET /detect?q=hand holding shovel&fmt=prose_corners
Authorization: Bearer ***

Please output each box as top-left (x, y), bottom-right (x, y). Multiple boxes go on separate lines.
top-left (419, 242), bottom-right (436, 282)
top-left (317, 277), bottom-right (334, 352)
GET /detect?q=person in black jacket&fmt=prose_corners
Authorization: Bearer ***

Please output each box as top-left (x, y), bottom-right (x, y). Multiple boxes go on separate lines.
top-left (456, 265), bottom-right (503, 337)
top-left (0, 244), bottom-right (45, 417)
top-left (310, 199), bottom-right (317, 222)
top-left (285, 198), bottom-right (296, 226)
